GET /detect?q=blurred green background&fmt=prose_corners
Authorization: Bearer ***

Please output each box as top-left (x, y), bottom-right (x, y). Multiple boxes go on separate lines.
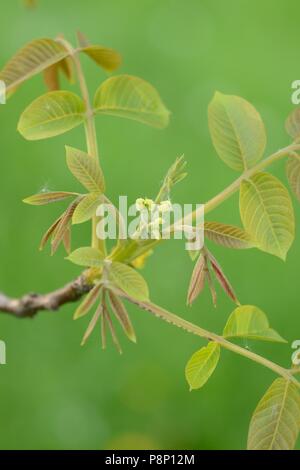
top-left (0, 0), bottom-right (300, 450)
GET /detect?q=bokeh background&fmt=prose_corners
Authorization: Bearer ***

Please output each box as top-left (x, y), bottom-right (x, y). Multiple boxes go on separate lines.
top-left (0, 0), bottom-right (300, 450)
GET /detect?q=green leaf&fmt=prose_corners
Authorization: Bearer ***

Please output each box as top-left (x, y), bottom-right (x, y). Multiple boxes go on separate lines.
top-left (66, 146), bottom-right (105, 193)
top-left (109, 261), bottom-right (149, 301)
top-left (72, 193), bottom-right (102, 224)
top-left (286, 108), bottom-right (300, 141)
top-left (239, 172), bottom-right (295, 260)
top-left (0, 38), bottom-right (68, 96)
top-left (248, 378), bottom-right (300, 450)
top-left (81, 45), bottom-right (121, 72)
top-left (94, 75), bottom-right (170, 129)
top-left (108, 291), bottom-right (136, 343)
top-left (74, 283), bottom-right (102, 320)
top-left (18, 91), bottom-right (86, 140)
top-left (23, 191), bottom-right (78, 205)
top-left (67, 247), bottom-right (104, 267)
top-left (204, 222), bottom-right (253, 249)
top-left (208, 91), bottom-right (266, 171)
top-left (223, 305), bottom-right (286, 343)
top-left (185, 342), bottom-right (220, 391)
top-left (286, 154), bottom-right (300, 202)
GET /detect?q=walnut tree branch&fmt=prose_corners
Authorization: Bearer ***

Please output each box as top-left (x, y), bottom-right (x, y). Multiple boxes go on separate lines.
top-left (0, 275), bottom-right (91, 318)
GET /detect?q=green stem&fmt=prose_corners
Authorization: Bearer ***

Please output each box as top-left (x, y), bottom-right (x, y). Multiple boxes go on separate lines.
top-left (58, 37), bottom-right (104, 253)
top-left (128, 297), bottom-right (300, 388)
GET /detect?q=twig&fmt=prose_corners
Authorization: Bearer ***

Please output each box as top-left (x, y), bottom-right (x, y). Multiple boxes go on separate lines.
top-left (0, 275), bottom-right (91, 318)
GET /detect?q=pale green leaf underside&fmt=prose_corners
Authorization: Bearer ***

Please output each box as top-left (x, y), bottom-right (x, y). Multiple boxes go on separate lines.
top-left (185, 342), bottom-right (220, 391)
top-left (0, 38), bottom-right (68, 95)
top-left (67, 247), bottom-right (104, 267)
top-left (248, 378), bottom-right (300, 450)
top-left (239, 172), bottom-right (295, 260)
top-left (94, 75), bottom-right (170, 129)
top-left (204, 221), bottom-right (254, 249)
top-left (72, 192), bottom-right (102, 224)
top-left (109, 261), bottom-right (149, 301)
top-left (66, 146), bottom-right (105, 193)
top-left (285, 108), bottom-right (300, 140)
top-left (208, 91), bottom-right (266, 171)
top-left (223, 305), bottom-right (286, 343)
top-left (286, 155), bottom-right (300, 202)
top-left (18, 91), bottom-right (86, 140)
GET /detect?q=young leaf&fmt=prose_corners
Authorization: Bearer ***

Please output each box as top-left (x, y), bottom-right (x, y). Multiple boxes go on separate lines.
top-left (18, 91), bottom-right (86, 140)
top-left (51, 198), bottom-right (81, 255)
top-left (204, 222), bottom-right (253, 249)
top-left (94, 75), bottom-right (170, 129)
top-left (101, 309), bottom-right (107, 350)
top-left (39, 215), bottom-right (63, 251)
top-left (23, 191), bottom-right (78, 205)
top-left (72, 193), bottom-right (102, 224)
top-left (208, 92), bottom-right (266, 171)
top-left (66, 146), bottom-right (105, 193)
top-left (63, 225), bottom-right (71, 254)
top-left (44, 64), bottom-right (60, 91)
top-left (73, 283), bottom-right (102, 320)
top-left (206, 250), bottom-right (239, 304)
top-left (109, 261), bottom-right (149, 301)
top-left (205, 267), bottom-right (217, 308)
top-left (81, 45), bottom-right (121, 72)
top-left (286, 108), bottom-right (300, 141)
top-left (187, 253), bottom-right (206, 306)
top-left (81, 303), bottom-right (103, 346)
top-left (185, 342), bottom-right (220, 391)
top-left (103, 302), bottom-right (122, 354)
top-left (67, 247), bottom-right (104, 268)
top-left (156, 155), bottom-right (187, 203)
top-left (108, 291), bottom-right (136, 343)
top-left (0, 38), bottom-right (68, 96)
top-left (286, 154), bottom-right (300, 202)
top-left (248, 378), bottom-right (300, 450)
top-left (240, 172), bottom-right (295, 260)
top-left (43, 57), bottom-right (74, 92)
top-left (223, 305), bottom-right (286, 343)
